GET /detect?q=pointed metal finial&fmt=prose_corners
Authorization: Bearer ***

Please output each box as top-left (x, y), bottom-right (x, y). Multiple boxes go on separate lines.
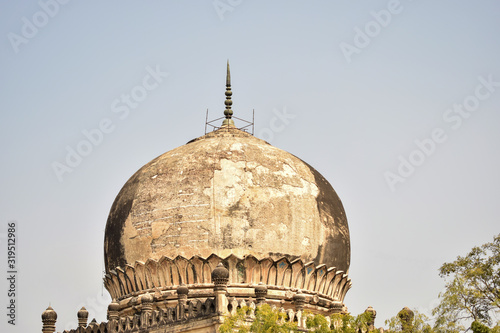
top-left (222, 60), bottom-right (234, 127)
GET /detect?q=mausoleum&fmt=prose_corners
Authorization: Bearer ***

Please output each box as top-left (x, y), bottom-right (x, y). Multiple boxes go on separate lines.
top-left (41, 63), bottom-right (352, 332)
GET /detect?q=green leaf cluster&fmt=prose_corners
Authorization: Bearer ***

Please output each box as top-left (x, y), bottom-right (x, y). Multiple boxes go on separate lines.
top-left (250, 304), bottom-right (298, 332)
top-left (385, 309), bottom-right (435, 333)
top-left (432, 234), bottom-right (500, 331)
top-left (218, 303), bottom-right (298, 333)
top-left (219, 304), bottom-right (377, 333)
top-left (307, 311), bottom-right (376, 333)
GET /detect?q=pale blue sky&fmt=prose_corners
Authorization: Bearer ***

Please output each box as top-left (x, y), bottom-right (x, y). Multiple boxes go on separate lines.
top-left (1, 1), bottom-right (499, 332)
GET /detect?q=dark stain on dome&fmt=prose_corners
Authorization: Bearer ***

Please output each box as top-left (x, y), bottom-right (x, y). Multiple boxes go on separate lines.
top-left (104, 171), bottom-right (141, 272)
top-left (299, 158), bottom-right (350, 273)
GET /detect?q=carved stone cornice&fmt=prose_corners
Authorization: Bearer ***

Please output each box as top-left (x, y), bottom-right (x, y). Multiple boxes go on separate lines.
top-left (104, 253), bottom-right (351, 315)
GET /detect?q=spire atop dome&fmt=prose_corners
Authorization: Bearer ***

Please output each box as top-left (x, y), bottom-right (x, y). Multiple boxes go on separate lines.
top-left (222, 60), bottom-right (234, 127)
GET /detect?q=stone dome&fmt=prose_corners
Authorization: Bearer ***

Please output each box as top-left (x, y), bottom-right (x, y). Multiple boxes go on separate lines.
top-left (104, 126), bottom-right (350, 274)
top-left (41, 306), bottom-right (57, 321)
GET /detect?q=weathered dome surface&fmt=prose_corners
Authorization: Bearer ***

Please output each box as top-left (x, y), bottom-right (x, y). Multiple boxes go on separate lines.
top-left (104, 127), bottom-right (350, 274)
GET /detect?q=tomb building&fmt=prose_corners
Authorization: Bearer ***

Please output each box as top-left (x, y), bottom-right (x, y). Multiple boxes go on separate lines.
top-left (42, 63), bottom-right (352, 332)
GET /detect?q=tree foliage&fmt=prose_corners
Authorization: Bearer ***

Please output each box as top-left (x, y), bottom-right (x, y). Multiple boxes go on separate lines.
top-left (325, 311), bottom-right (376, 333)
top-left (219, 304), bottom-right (376, 333)
top-left (249, 304), bottom-right (298, 332)
top-left (218, 303), bottom-right (298, 333)
top-left (432, 234), bottom-right (500, 331)
top-left (471, 321), bottom-right (492, 333)
top-left (385, 308), bottom-right (435, 333)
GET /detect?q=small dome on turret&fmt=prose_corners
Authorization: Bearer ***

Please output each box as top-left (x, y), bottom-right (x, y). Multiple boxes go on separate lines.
top-left (77, 306), bottom-right (88, 320)
top-left (42, 306), bottom-right (57, 321)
